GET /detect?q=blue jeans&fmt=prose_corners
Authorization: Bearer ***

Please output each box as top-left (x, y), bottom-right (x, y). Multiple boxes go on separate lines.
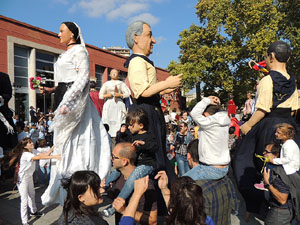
top-left (175, 154), bottom-right (190, 176)
top-left (183, 163), bottom-right (228, 180)
top-left (39, 165), bottom-right (50, 184)
top-left (106, 165), bottom-right (154, 199)
top-left (105, 169), bottom-right (121, 187)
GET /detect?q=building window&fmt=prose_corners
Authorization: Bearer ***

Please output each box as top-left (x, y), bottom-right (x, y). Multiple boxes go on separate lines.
top-left (15, 93), bottom-right (29, 122)
top-left (14, 46), bottom-right (29, 88)
top-left (36, 51), bottom-right (57, 113)
top-left (95, 65), bottom-right (105, 90)
top-left (36, 51), bottom-right (55, 87)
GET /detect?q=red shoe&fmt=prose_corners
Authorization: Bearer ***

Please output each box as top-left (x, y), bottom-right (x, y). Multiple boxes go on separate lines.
top-left (254, 182), bottom-right (268, 191)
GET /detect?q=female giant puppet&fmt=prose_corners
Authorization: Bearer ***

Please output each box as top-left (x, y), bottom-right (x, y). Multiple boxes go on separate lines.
top-left (41, 22), bottom-right (111, 205)
top-left (234, 41), bottom-right (300, 216)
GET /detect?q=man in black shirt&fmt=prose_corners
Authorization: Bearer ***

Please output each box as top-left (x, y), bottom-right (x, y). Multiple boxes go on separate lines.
top-left (107, 142), bottom-right (157, 225)
top-left (263, 143), bottom-right (293, 225)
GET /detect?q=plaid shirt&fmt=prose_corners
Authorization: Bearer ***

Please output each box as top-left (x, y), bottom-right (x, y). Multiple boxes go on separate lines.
top-left (196, 176), bottom-right (239, 225)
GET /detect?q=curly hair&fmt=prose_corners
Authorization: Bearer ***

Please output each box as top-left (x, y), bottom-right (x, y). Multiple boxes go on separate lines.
top-left (276, 123), bottom-right (295, 139)
top-left (166, 176), bottom-right (207, 225)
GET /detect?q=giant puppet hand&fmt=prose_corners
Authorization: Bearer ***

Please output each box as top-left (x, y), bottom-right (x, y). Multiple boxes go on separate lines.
top-left (240, 109), bottom-right (266, 135)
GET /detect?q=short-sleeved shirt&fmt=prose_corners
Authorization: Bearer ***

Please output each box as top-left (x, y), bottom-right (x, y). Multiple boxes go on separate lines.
top-left (255, 74), bottom-right (299, 113)
top-left (108, 174), bottom-right (157, 225)
top-left (269, 176), bottom-right (292, 209)
top-left (18, 150), bottom-right (38, 182)
top-left (128, 56), bottom-right (157, 99)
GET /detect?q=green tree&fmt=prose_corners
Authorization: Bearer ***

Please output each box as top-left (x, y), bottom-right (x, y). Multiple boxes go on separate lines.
top-left (168, 0), bottom-right (299, 106)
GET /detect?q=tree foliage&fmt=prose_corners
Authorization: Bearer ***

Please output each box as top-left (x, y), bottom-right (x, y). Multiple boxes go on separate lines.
top-left (168, 0), bottom-right (300, 106)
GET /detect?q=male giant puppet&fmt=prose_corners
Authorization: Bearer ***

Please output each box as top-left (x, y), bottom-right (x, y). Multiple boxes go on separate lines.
top-left (123, 21), bottom-right (182, 182)
top-left (234, 41), bottom-right (300, 216)
top-left (0, 72), bottom-right (17, 150)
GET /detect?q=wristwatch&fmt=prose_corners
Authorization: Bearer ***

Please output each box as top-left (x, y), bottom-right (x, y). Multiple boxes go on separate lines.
top-left (264, 183), bottom-right (271, 188)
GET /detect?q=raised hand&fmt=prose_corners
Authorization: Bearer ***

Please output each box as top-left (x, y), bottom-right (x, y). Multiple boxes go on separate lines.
top-left (113, 197), bottom-right (126, 214)
top-left (133, 176), bottom-right (149, 197)
top-left (132, 140), bottom-right (145, 146)
top-left (154, 171), bottom-right (168, 191)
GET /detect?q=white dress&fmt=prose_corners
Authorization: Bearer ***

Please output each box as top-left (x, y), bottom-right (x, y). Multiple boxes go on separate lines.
top-left (99, 80), bottom-right (130, 137)
top-left (41, 45), bottom-right (111, 206)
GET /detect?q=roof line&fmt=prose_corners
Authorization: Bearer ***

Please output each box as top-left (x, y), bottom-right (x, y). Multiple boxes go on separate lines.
top-left (0, 14), bottom-right (168, 72)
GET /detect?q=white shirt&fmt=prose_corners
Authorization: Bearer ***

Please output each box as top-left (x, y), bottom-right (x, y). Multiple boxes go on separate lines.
top-left (170, 112), bottom-right (177, 121)
top-left (190, 97), bottom-right (231, 165)
top-left (18, 150), bottom-right (38, 182)
top-left (37, 146), bottom-right (51, 167)
top-left (273, 139), bottom-right (300, 175)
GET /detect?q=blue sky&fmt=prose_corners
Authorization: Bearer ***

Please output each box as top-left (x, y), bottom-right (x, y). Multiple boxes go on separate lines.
top-left (1, 0), bottom-right (200, 69)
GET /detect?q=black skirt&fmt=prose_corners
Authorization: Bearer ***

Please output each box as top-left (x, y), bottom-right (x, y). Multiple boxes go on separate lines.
top-left (234, 108), bottom-right (300, 213)
top-left (53, 82), bottom-right (73, 111)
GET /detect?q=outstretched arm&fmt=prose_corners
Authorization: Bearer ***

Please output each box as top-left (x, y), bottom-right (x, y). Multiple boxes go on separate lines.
top-left (141, 75), bottom-right (182, 98)
top-left (240, 109), bottom-right (266, 134)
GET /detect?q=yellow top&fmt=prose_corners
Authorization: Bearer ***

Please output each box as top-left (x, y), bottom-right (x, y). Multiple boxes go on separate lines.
top-left (128, 56), bottom-right (157, 99)
top-left (255, 73), bottom-right (299, 113)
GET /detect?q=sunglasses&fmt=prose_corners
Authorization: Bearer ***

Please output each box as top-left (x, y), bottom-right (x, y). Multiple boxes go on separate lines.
top-left (111, 153), bottom-right (128, 161)
top-left (264, 150), bottom-right (272, 154)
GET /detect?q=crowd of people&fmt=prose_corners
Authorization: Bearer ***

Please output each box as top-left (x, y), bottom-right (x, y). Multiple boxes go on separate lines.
top-left (0, 20), bottom-right (300, 225)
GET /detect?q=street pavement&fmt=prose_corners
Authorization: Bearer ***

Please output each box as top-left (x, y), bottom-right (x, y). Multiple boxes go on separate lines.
top-left (0, 178), bottom-right (264, 225)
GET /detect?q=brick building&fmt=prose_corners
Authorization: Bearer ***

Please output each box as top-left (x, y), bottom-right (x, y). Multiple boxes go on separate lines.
top-left (0, 15), bottom-right (171, 121)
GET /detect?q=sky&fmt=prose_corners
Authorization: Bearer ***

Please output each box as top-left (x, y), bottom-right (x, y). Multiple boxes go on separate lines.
top-left (0, 0), bottom-right (200, 70)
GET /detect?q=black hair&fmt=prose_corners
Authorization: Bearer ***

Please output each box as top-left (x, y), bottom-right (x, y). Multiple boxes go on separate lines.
top-left (62, 22), bottom-right (81, 44)
top-left (229, 126), bottom-right (236, 134)
top-left (267, 40), bottom-right (291, 63)
top-left (37, 139), bottom-right (47, 148)
top-left (181, 111), bottom-right (188, 116)
top-left (265, 142), bottom-right (281, 155)
top-left (187, 139), bottom-right (199, 163)
top-left (204, 104), bottom-right (220, 115)
top-left (90, 81), bottom-right (96, 89)
top-left (16, 121), bottom-right (25, 130)
top-left (126, 108), bottom-right (149, 131)
top-left (103, 124), bottom-right (109, 132)
top-left (166, 176), bottom-right (207, 225)
top-left (180, 122), bottom-right (188, 128)
top-left (61, 171), bottom-right (102, 223)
